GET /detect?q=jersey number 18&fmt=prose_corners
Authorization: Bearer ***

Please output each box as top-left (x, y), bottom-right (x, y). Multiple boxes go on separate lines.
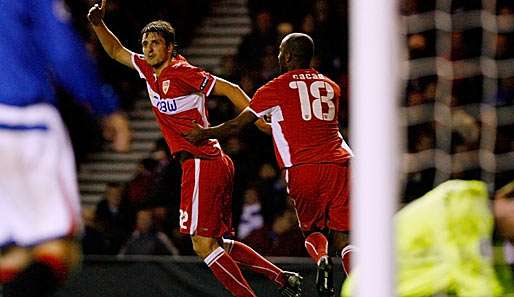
top-left (289, 80), bottom-right (335, 121)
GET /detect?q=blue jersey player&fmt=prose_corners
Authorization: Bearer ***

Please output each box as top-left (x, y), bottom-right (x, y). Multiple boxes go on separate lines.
top-left (0, 0), bottom-right (130, 296)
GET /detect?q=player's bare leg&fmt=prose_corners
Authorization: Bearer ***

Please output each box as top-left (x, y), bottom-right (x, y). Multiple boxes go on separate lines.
top-left (32, 239), bottom-right (81, 280)
top-left (192, 235), bottom-right (257, 297)
top-left (0, 247), bottom-right (32, 284)
top-left (0, 238), bottom-right (80, 297)
top-left (222, 239), bottom-right (303, 297)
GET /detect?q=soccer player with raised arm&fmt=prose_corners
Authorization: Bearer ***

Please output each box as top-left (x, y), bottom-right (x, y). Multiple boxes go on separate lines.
top-left (0, 0), bottom-right (130, 296)
top-left (185, 33), bottom-right (354, 297)
top-left (87, 1), bottom-right (302, 297)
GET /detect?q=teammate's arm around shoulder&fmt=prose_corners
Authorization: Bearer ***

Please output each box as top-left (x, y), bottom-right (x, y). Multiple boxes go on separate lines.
top-left (211, 76), bottom-right (271, 135)
top-left (87, 0), bottom-right (134, 69)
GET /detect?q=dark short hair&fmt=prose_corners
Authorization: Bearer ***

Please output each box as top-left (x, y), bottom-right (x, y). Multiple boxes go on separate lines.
top-left (140, 20), bottom-right (176, 46)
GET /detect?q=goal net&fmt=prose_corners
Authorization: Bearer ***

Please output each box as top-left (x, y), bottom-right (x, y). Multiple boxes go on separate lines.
top-left (401, 0), bottom-right (514, 201)
top-left (350, 0), bottom-right (514, 296)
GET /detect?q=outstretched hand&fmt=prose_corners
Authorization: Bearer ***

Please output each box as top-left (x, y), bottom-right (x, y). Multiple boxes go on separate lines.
top-left (254, 118), bottom-right (272, 135)
top-left (102, 112), bottom-right (131, 153)
top-left (87, 0), bottom-right (106, 26)
top-left (183, 121), bottom-right (208, 145)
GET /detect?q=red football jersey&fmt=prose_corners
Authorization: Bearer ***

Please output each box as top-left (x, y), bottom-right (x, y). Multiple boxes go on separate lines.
top-left (248, 69), bottom-right (352, 169)
top-left (132, 54), bottom-right (222, 158)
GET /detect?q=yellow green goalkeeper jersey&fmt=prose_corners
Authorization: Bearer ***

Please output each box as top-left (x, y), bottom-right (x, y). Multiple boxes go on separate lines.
top-left (342, 180), bottom-right (503, 297)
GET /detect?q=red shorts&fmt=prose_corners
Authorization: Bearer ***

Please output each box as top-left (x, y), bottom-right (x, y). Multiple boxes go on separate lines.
top-left (285, 161), bottom-right (350, 233)
top-left (179, 154), bottom-right (235, 238)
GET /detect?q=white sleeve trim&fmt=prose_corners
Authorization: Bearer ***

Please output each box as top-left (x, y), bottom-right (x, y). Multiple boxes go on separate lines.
top-left (245, 106), bottom-right (260, 117)
top-left (131, 53), bottom-right (146, 79)
top-left (205, 76), bottom-right (217, 96)
top-left (247, 106), bottom-right (276, 118)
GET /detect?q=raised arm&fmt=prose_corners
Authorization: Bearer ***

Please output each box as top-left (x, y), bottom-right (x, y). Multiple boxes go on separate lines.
top-left (211, 77), bottom-right (271, 134)
top-left (87, 0), bottom-right (134, 68)
top-left (33, 0), bottom-right (130, 152)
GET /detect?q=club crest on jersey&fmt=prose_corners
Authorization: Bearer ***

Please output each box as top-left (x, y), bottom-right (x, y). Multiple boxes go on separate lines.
top-left (162, 80), bottom-right (170, 94)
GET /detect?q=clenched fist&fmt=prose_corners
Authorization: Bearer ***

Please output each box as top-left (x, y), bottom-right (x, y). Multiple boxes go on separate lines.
top-left (87, 0), bottom-right (106, 26)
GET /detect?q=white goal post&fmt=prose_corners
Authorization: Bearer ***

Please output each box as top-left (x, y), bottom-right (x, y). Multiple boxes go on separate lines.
top-left (350, 0), bottom-right (400, 296)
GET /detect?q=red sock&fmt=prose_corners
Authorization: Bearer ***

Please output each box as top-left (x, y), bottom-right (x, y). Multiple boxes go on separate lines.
top-left (224, 239), bottom-right (285, 287)
top-left (205, 247), bottom-right (256, 297)
top-left (304, 232), bottom-right (328, 264)
top-left (0, 267), bottom-right (20, 284)
top-left (341, 245), bottom-right (355, 276)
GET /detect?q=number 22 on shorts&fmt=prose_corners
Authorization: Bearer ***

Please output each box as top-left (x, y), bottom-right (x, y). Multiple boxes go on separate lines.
top-left (179, 209), bottom-right (189, 229)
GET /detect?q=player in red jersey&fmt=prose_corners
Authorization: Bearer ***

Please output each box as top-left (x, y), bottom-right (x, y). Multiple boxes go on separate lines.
top-left (185, 33), bottom-right (355, 297)
top-left (88, 1), bottom-right (302, 297)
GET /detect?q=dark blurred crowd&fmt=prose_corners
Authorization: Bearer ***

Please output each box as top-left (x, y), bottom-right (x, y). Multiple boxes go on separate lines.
top-left (64, 0), bottom-right (347, 256)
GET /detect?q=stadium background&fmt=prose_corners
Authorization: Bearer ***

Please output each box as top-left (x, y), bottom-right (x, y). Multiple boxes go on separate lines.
top-left (22, 0), bottom-right (514, 296)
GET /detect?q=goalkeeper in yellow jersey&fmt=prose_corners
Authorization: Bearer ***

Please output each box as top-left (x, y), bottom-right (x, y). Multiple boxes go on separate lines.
top-left (343, 179), bottom-right (514, 297)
